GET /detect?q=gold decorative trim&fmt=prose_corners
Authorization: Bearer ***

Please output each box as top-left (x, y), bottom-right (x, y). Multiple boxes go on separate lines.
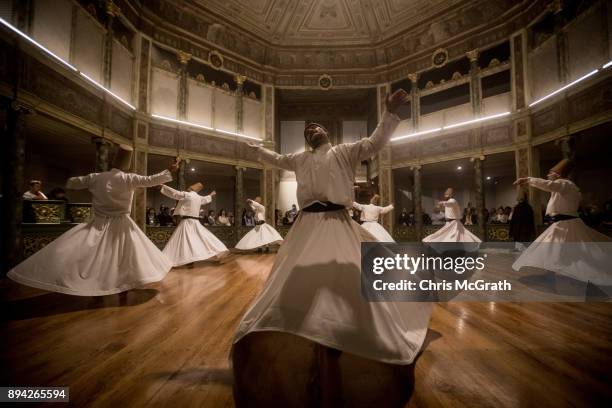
top-left (466, 49), bottom-right (479, 63)
top-left (318, 74), bottom-right (333, 90)
top-left (106, 0), bottom-right (121, 17)
top-left (209, 50), bottom-right (224, 69)
top-left (177, 50), bottom-right (192, 65)
top-left (432, 48), bottom-right (449, 68)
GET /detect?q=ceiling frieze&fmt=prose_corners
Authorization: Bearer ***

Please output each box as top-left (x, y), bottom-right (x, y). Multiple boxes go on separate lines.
top-left (115, 0), bottom-right (546, 85)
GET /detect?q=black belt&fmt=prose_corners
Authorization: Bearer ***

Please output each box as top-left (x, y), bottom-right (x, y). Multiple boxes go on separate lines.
top-left (255, 220), bottom-right (265, 225)
top-left (549, 214), bottom-right (577, 223)
top-left (302, 201), bottom-right (345, 213)
top-left (181, 216), bottom-right (202, 220)
top-left (444, 218), bottom-right (460, 222)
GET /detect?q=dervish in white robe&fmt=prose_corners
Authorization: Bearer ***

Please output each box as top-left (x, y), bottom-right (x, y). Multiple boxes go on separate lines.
top-left (8, 146), bottom-right (177, 296)
top-left (160, 183), bottom-right (229, 266)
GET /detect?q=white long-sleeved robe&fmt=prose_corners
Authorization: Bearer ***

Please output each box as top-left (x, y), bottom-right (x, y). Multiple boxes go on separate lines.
top-left (513, 177), bottom-right (612, 285)
top-left (353, 202), bottom-right (395, 242)
top-left (422, 196), bottom-right (481, 247)
top-left (159, 185), bottom-right (229, 266)
top-left (8, 169), bottom-right (173, 296)
top-left (235, 200), bottom-right (283, 250)
top-left (234, 110), bottom-right (433, 365)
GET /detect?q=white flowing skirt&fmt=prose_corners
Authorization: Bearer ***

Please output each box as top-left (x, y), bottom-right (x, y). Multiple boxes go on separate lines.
top-left (162, 219), bottom-right (229, 266)
top-left (361, 221), bottom-right (395, 242)
top-left (235, 223), bottom-right (283, 250)
top-left (422, 220), bottom-right (481, 252)
top-left (8, 215), bottom-right (172, 296)
top-left (233, 210), bottom-right (432, 365)
top-left (512, 218), bottom-right (612, 286)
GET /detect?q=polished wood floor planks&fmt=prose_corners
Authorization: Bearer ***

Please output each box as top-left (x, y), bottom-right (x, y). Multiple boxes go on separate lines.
top-left (1, 253), bottom-right (611, 407)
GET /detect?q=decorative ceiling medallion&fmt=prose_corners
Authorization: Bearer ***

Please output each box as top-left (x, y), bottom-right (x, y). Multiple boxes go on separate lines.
top-left (318, 74), bottom-right (333, 90)
top-left (209, 50), bottom-right (224, 70)
top-left (432, 48), bottom-right (449, 68)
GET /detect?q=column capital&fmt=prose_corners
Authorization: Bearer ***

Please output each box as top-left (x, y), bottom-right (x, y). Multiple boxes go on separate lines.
top-left (410, 165), bottom-right (422, 171)
top-left (106, 0), bottom-right (121, 17)
top-left (466, 49), bottom-right (479, 63)
top-left (470, 155), bottom-right (485, 162)
top-left (408, 73), bottom-right (418, 84)
top-left (234, 74), bottom-right (246, 86)
top-left (177, 51), bottom-right (192, 65)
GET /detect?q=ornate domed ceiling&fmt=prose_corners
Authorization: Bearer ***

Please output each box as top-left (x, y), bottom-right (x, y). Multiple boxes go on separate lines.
top-left (189, 0), bottom-right (464, 47)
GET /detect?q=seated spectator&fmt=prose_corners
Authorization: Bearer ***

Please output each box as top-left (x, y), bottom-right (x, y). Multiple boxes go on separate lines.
top-left (217, 209), bottom-right (231, 226)
top-left (285, 204), bottom-right (298, 225)
top-left (48, 187), bottom-right (68, 201)
top-left (23, 180), bottom-right (48, 200)
top-left (495, 207), bottom-right (508, 223)
top-left (464, 206), bottom-right (475, 226)
top-left (157, 205), bottom-right (174, 226)
top-left (244, 210), bottom-right (256, 227)
top-left (431, 207), bottom-right (445, 225)
top-left (146, 207), bottom-right (157, 226)
top-left (398, 208), bottom-right (409, 226)
top-left (275, 209), bottom-right (283, 226)
top-left (207, 210), bottom-right (216, 226)
top-left (228, 212), bottom-right (235, 226)
top-left (422, 210), bottom-right (432, 226)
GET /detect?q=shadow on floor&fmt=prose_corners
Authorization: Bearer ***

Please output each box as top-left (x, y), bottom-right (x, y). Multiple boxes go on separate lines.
top-left (2, 288), bottom-right (158, 321)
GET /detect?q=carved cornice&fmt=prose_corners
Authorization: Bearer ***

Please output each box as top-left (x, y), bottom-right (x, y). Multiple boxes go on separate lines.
top-left (115, 0), bottom-right (548, 86)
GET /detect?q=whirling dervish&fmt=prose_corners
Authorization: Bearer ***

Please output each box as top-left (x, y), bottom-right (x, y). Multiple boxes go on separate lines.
top-left (353, 194), bottom-right (395, 242)
top-left (160, 182), bottom-right (229, 266)
top-left (234, 197), bottom-right (283, 252)
top-left (513, 159), bottom-right (612, 286)
top-left (231, 89), bottom-right (432, 407)
top-left (422, 187), bottom-right (481, 245)
top-left (8, 145), bottom-right (179, 296)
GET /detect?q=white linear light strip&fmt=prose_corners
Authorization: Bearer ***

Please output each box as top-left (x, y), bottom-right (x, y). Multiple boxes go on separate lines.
top-left (529, 69), bottom-right (599, 107)
top-left (152, 114), bottom-right (261, 140)
top-left (0, 18), bottom-right (138, 110)
top-left (80, 72), bottom-right (136, 110)
top-left (443, 111), bottom-right (511, 130)
top-left (391, 111), bottom-right (511, 142)
top-left (0, 17), bottom-right (77, 72)
top-left (603, 60), bottom-right (612, 69)
top-left (391, 127), bottom-right (441, 142)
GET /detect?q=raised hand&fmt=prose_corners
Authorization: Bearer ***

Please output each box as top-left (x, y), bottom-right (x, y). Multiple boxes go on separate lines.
top-left (168, 156), bottom-right (181, 172)
top-left (513, 177), bottom-right (529, 186)
top-left (385, 89), bottom-right (410, 115)
top-left (210, 190), bottom-right (217, 196)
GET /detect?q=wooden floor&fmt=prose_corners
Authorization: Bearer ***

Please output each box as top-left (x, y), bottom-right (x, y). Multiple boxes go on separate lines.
top-left (1, 254), bottom-right (612, 407)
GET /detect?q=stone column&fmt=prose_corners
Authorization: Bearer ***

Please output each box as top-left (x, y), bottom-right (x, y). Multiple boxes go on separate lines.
top-left (379, 147), bottom-right (393, 233)
top-left (528, 146), bottom-right (542, 226)
top-left (408, 73), bottom-right (419, 129)
top-left (93, 137), bottom-right (112, 172)
top-left (131, 149), bottom-right (147, 230)
top-left (467, 49), bottom-right (481, 115)
top-left (263, 85), bottom-right (275, 143)
top-left (558, 135), bottom-right (576, 161)
top-left (262, 167), bottom-right (277, 225)
top-left (235, 74), bottom-right (246, 133)
top-left (138, 37), bottom-right (151, 113)
top-left (511, 31), bottom-right (528, 111)
top-left (472, 156), bottom-right (486, 240)
top-left (177, 51), bottom-right (191, 120)
top-left (14, 0), bottom-right (33, 33)
top-left (412, 166), bottom-right (423, 240)
top-left (177, 159), bottom-right (186, 191)
top-left (103, 0), bottom-right (120, 88)
top-left (235, 166), bottom-right (245, 238)
top-left (1, 101), bottom-right (29, 274)
top-left (556, 30), bottom-right (569, 84)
